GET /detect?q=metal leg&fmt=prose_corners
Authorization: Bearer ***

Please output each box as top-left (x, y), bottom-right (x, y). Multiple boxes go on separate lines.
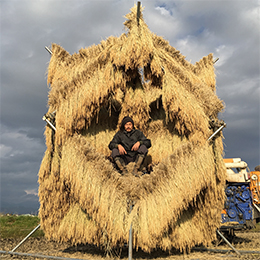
top-left (128, 204), bottom-right (133, 260)
top-left (45, 46), bottom-right (53, 55)
top-left (42, 115), bottom-right (56, 131)
top-left (216, 229), bottom-right (240, 255)
top-left (207, 123), bottom-right (226, 141)
top-left (128, 223), bottom-right (133, 260)
top-left (11, 224), bottom-right (41, 252)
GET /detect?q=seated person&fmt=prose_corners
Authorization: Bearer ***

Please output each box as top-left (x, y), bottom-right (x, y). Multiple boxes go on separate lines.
top-left (108, 116), bottom-right (151, 176)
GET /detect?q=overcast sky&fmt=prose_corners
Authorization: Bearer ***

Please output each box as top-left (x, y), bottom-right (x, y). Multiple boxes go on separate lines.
top-left (1, 0), bottom-right (259, 214)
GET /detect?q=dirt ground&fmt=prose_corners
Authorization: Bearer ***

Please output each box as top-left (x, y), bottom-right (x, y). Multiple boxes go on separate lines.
top-left (1, 231), bottom-right (260, 260)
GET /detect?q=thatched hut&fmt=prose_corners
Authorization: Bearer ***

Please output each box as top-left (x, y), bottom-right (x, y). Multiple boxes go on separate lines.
top-left (38, 4), bottom-right (226, 253)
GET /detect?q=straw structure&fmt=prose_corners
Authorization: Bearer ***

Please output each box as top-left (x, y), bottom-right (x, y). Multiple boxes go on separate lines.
top-left (39, 4), bottom-right (226, 253)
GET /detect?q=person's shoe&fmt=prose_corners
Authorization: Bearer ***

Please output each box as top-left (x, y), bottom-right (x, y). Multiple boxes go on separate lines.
top-left (135, 154), bottom-right (145, 169)
top-left (132, 154), bottom-right (145, 177)
top-left (114, 158), bottom-right (127, 175)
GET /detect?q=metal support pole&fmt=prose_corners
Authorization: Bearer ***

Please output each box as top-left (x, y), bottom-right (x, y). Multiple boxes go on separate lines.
top-left (129, 223), bottom-right (133, 260)
top-left (213, 57), bottom-right (219, 64)
top-left (216, 229), bottom-right (240, 256)
top-left (42, 115), bottom-right (56, 131)
top-left (128, 204), bottom-right (133, 260)
top-left (192, 247), bottom-right (260, 255)
top-left (1, 250), bottom-right (88, 260)
top-left (45, 46), bottom-right (53, 55)
top-left (137, 1), bottom-right (141, 25)
top-left (207, 123), bottom-right (226, 141)
top-left (11, 224), bottom-right (41, 252)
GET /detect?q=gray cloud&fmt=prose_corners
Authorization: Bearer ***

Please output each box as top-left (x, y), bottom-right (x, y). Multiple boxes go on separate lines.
top-left (1, 0), bottom-right (259, 214)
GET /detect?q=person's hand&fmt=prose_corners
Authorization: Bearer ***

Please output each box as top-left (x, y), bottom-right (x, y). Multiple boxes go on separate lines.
top-left (118, 144), bottom-right (127, 155)
top-left (131, 141), bottom-right (140, 151)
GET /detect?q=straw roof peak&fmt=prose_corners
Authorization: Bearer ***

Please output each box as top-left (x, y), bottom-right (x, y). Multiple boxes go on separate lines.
top-left (124, 4), bottom-right (145, 30)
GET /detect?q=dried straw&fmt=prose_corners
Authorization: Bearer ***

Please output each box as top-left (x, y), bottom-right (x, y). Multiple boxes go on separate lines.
top-left (39, 4), bottom-right (226, 253)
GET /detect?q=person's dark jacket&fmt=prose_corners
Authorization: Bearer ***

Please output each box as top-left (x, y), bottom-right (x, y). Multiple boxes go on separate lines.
top-left (109, 129), bottom-right (151, 157)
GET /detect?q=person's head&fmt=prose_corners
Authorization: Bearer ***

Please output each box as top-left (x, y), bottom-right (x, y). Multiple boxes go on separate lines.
top-left (124, 121), bottom-right (133, 132)
top-left (120, 116), bottom-right (134, 132)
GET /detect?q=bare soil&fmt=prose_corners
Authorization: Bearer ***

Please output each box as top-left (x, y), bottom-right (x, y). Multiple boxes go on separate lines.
top-left (1, 231), bottom-right (260, 260)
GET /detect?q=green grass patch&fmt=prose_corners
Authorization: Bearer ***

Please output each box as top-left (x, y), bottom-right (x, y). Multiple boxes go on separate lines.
top-left (0, 214), bottom-right (44, 239)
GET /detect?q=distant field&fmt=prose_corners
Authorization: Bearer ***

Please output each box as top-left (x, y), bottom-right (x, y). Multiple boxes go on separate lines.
top-left (0, 214), bottom-right (44, 238)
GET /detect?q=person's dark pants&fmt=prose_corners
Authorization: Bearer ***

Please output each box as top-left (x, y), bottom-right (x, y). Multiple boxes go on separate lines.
top-left (111, 145), bottom-right (148, 165)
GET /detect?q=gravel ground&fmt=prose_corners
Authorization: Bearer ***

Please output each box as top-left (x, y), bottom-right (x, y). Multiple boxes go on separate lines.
top-left (1, 231), bottom-right (260, 260)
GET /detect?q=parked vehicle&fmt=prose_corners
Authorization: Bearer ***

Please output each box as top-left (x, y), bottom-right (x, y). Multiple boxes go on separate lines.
top-left (220, 158), bottom-right (260, 238)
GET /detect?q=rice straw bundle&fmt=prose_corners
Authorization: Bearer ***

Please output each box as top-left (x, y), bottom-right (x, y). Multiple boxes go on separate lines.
top-left (39, 4), bottom-right (226, 253)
